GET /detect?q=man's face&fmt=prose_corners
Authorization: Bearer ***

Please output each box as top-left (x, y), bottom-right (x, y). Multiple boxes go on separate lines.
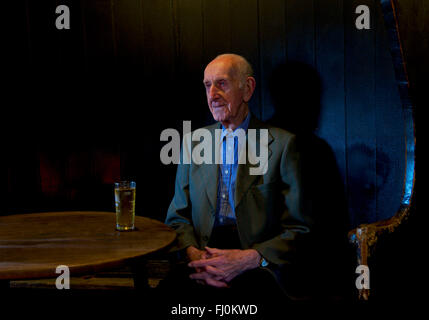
top-left (203, 59), bottom-right (246, 123)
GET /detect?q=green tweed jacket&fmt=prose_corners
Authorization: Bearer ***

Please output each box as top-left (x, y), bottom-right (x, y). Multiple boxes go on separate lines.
top-left (165, 115), bottom-right (312, 266)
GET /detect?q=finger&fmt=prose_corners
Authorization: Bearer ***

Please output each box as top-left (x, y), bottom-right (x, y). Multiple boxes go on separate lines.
top-left (188, 256), bottom-right (222, 268)
top-left (189, 270), bottom-right (226, 282)
top-left (205, 277), bottom-right (228, 288)
top-left (224, 271), bottom-right (241, 283)
top-left (204, 265), bottom-right (225, 277)
top-left (188, 258), bottom-right (209, 267)
top-left (205, 247), bottom-right (223, 255)
top-left (189, 271), bottom-right (228, 286)
top-left (189, 271), bottom-right (211, 280)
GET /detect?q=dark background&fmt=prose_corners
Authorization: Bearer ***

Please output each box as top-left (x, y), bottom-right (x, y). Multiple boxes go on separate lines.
top-left (2, 0), bottom-right (422, 302)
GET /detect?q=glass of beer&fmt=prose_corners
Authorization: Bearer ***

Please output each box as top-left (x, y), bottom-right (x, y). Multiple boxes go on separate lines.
top-left (114, 181), bottom-right (136, 231)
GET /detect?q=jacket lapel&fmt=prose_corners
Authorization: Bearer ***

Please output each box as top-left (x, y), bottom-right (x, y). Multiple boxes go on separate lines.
top-left (234, 116), bottom-right (274, 209)
top-left (199, 122), bottom-right (220, 212)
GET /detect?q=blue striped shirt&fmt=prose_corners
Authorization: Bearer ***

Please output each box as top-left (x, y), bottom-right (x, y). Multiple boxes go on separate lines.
top-left (215, 113), bottom-right (251, 226)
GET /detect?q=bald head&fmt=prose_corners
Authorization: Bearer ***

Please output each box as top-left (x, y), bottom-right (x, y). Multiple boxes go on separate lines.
top-left (207, 54), bottom-right (254, 87)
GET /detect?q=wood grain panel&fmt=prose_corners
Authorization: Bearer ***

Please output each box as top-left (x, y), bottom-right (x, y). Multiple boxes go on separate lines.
top-left (176, 0), bottom-right (206, 125)
top-left (258, 0), bottom-right (287, 121)
top-left (203, 0), bottom-right (231, 62)
top-left (230, 0), bottom-right (261, 117)
top-left (374, 1), bottom-right (405, 221)
top-left (314, 0), bottom-right (346, 179)
top-left (112, 0), bottom-right (143, 63)
top-left (82, 0), bottom-right (116, 67)
top-left (345, 0), bottom-right (377, 227)
top-left (286, 0), bottom-right (315, 65)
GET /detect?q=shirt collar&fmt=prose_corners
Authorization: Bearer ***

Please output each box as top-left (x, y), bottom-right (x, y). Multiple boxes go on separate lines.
top-left (220, 112), bottom-right (251, 140)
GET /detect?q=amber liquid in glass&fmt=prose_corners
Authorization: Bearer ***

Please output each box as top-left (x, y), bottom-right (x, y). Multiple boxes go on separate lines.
top-left (115, 186), bottom-right (136, 231)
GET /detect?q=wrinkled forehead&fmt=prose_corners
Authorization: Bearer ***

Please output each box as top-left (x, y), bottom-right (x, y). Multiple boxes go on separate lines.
top-left (204, 58), bottom-right (238, 81)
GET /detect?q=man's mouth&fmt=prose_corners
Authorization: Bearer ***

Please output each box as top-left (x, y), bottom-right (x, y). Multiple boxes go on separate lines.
top-left (211, 103), bottom-right (226, 108)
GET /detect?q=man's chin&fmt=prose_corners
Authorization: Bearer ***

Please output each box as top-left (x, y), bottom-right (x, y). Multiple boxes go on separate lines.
top-left (211, 111), bottom-right (230, 122)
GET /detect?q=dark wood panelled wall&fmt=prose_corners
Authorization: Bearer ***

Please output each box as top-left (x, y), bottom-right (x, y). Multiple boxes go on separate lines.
top-left (4, 0), bottom-right (407, 228)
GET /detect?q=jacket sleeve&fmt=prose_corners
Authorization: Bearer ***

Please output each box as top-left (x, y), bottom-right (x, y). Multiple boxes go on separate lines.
top-left (252, 134), bottom-right (312, 266)
top-left (164, 147), bottom-right (199, 252)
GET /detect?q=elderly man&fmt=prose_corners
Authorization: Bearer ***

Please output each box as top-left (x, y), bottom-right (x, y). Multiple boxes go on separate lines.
top-left (164, 53), bottom-right (312, 301)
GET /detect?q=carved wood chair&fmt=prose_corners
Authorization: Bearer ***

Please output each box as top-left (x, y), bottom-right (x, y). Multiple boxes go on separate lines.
top-left (348, 0), bottom-right (416, 300)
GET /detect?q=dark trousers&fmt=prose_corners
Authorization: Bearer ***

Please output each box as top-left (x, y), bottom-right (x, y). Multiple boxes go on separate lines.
top-left (155, 225), bottom-right (290, 316)
top-left (155, 262), bottom-right (289, 319)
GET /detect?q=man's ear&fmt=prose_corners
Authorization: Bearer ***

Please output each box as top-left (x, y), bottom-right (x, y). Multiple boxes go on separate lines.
top-left (243, 76), bottom-right (256, 102)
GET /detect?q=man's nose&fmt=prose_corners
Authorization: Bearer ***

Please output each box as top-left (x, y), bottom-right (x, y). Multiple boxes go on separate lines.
top-left (208, 84), bottom-right (219, 99)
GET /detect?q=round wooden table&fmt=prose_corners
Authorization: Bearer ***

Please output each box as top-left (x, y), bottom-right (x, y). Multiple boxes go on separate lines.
top-left (0, 211), bottom-right (176, 281)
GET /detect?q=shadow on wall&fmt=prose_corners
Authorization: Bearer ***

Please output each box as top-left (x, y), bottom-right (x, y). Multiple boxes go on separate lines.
top-left (267, 61), bottom-right (392, 227)
top-left (347, 143), bottom-right (390, 226)
top-left (268, 61), bottom-right (321, 134)
top-left (267, 61), bottom-right (354, 298)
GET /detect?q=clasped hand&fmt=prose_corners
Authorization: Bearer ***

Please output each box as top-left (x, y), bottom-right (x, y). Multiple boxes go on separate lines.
top-left (186, 246), bottom-right (260, 288)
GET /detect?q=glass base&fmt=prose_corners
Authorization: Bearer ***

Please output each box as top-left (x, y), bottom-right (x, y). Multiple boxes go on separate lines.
top-left (116, 224), bottom-right (135, 231)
